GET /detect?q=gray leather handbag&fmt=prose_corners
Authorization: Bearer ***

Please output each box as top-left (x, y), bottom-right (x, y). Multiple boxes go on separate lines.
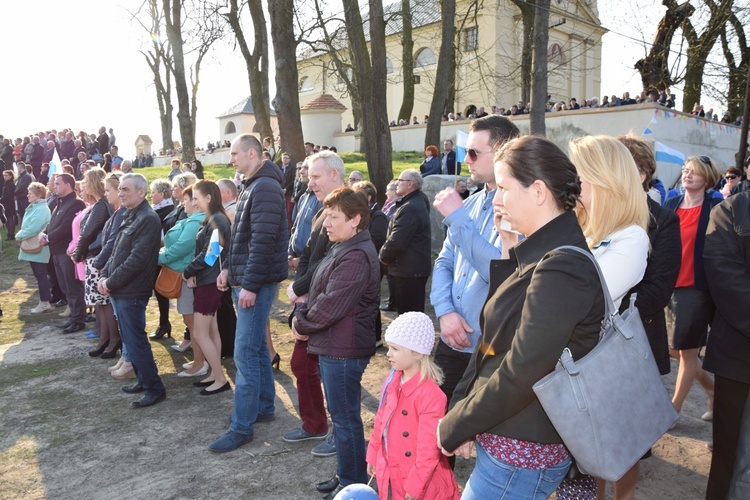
top-left (532, 245), bottom-right (678, 481)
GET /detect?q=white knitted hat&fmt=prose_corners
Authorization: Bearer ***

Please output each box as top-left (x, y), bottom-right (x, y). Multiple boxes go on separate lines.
top-left (384, 312), bottom-right (435, 355)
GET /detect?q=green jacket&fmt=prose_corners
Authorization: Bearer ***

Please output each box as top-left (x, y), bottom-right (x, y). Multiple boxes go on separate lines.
top-left (158, 211), bottom-right (204, 273)
top-left (16, 200), bottom-right (51, 263)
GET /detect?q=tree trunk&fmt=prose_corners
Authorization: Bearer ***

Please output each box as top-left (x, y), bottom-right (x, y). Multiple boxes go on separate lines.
top-left (511, 0), bottom-right (535, 105)
top-left (225, 0), bottom-right (273, 141)
top-left (397, 0), bottom-right (415, 123)
top-left (634, 0), bottom-right (693, 92)
top-left (341, 0), bottom-right (392, 205)
top-left (163, 0), bottom-right (195, 162)
top-left (530, 0), bottom-right (549, 135)
top-left (269, 0), bottom-right (306, 165)
top-left (425, 0), bottom-right (456, 149)
top-left (679, 0), bottom-right (733, 112)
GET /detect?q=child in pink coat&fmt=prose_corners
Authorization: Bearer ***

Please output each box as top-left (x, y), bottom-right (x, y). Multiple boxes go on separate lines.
top-left (366, 312), bottom-right (460, 500)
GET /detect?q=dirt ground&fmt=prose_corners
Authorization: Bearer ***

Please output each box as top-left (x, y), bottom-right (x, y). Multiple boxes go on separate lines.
top-left (0, 261), bottom-right (713, 499)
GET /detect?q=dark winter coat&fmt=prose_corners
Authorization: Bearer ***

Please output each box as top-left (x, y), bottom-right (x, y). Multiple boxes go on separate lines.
top-left (379, 190), bottom-right (432, 278)
top-left (102, 199), bottom-right (161, 299)
top-left (225, 160), bottom-right (289, 292)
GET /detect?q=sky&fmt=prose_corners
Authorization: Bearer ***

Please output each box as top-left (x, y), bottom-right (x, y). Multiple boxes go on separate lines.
top-left (0, 0), bottom-right (725, 160)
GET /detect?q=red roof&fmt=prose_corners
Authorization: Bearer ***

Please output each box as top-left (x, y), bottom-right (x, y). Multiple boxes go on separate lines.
top-left (300, 94), bottom-right (347, 111)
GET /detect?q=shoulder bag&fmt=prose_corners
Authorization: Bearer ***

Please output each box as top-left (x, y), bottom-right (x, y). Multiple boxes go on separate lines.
top-left (532, 245), bottom-right (678, 481)
top-left (20, 237), bottom-right (43, 254)
top-left (155, 265), bottom-right (182, 298)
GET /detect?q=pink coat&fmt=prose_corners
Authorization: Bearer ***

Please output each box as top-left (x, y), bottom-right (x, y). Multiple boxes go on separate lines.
top-left (67, 205), bottom-right (90, 281)
top-left (366, 371), bottom-right (460, 500)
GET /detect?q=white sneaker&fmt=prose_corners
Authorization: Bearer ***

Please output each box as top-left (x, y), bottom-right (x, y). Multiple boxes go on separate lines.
top-left (58, 305), bottom-right (71, 317)
top-left (31, 302), bottom-right (52, 314)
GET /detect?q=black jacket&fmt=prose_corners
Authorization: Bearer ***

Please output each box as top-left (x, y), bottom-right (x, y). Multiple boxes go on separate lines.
top-left (1, 145), bottom-right (14, 166)
top-left (102, 199), bottom-right (161, 299)
top-left (14, 171), bottom-right (33, 200)
top-left (161, 204), bottom-right (186, 233)
top-left (443, 150), bottom-right (461, 176)
top-left (1, 181), bottom-right (14, 216)
top-left (47, 192), bottom-right (86, 255)
top-left (72, 198), bottom-right (113, 262)
top-left (703, 191), bottom-right (750, 384)
top-left (369, 203), bottom-right (388, 275)
top-left (292, 207), bottom-right (332, 297)
top-left (620, 197), bottom-right (681, 375)
top-left (92, 207), bottom-right (126, 271)
top-left (379, 190), bottom-right (432, 278)
top-left (184, 212), bottom-right (232, 287)
top-left (440, 211), bottom-right (605, 450)
top-left (665, 192), bottom-right (721, 291)
top-left (225, 160), bottom-right (289, 291)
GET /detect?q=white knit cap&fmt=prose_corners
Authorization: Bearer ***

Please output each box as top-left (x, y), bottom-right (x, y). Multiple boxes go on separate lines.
top-left (384, 312), bottom-right (436, 355)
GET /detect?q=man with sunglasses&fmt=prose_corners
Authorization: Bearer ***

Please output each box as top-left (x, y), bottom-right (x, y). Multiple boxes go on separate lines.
top-left (430, 115), bottom-right (519, 410)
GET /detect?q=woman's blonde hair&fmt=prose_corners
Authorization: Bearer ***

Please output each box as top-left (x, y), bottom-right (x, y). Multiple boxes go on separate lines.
top-left (683, 155), bottom-right (721, 189)
top-left (84, 167), bottom-right (107, 200)
top-left (569, 135), bottom-right (649, 247)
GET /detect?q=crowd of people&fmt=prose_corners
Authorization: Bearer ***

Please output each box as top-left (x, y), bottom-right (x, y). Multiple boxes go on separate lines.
top-left (383, 89), bottom-right (746, 128)
top-left (1, 116), bottom-right (749, 499)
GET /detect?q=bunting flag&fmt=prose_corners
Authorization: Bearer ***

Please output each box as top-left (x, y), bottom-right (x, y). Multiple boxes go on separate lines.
top-left (48, 148), bottom-right (62, 176)
top-left (204, 229), bottom-right (223, 266)
top-left (455, 130), bottom-right (469, 163)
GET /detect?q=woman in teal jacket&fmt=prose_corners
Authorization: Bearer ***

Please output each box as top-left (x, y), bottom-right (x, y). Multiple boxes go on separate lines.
top-left (16, 182), bottom-right (52, 314)
top-left (157, 186), bottom-right (205, 374)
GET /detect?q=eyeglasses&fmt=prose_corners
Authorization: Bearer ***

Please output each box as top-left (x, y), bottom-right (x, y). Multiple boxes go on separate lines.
top-left (395, 178), bottom-right (411, 183)
top-left (725, 174), bottom-right (738, 180)
top-left (466, 148), bottom-right (493, 161)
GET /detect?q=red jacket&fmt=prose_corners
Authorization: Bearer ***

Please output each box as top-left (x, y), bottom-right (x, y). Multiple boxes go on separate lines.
top-left (366, 371), bottom-right (460, 500)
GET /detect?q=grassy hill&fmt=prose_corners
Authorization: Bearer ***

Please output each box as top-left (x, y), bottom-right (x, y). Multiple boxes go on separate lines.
top-left (137, 152), bottom-right (424, 186)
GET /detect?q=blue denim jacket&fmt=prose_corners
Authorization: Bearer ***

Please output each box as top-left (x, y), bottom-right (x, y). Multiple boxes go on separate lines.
top-left (430, 189), bottom-right (501, 353)
top-left (289, 189), bottom-right (322, 257)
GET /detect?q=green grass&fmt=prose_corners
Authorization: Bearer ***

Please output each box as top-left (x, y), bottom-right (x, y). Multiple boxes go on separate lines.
top-left (135, 151), bottom-right (424, 185)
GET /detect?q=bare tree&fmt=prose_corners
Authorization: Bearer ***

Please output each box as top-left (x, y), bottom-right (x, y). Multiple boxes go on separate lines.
top-left (161, 0), bottom-right (223, 162)
top-left (530, 0), bottom-right (550, 135)
top-left (397, 0), bottom-right (415, 123)
top-left (341, 0), bottom-right (393, 203)
top-left (719, 10), bottom-right (749, 123)
top-left (675, 0), bottom-right (733, 112)
top-left (510, 0), bottom-right (535, 105)
top-left (425, 0), bottom-right (456, 149)
top-left (224, 0), bottom-right (273, 142)
top-left (133, 0), bottom-right (174, 154)
top-left (270, 0), bottom-right (306, 163)
top-left (634, 0), bottom-right (694, 92)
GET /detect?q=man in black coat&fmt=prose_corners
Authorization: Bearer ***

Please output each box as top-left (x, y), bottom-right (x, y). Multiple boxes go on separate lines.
top-left (40, 174), bottom-right (87, 333)
top-left (99, 173), bottom-right (166, 408)
top-left (703, 190), bottom-right (750, 499)
top-left (441, 139), bottom-right (461, 175)
top-left (379, 168), bottom-right (431, 314)
top-left (97, 127), bottom-right (110, 156)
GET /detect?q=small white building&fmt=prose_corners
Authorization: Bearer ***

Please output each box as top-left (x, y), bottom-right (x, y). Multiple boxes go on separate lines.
top-left (217, 96), bottom-right (279, 143)
top-left (300, 94), bottom-right (347, 147)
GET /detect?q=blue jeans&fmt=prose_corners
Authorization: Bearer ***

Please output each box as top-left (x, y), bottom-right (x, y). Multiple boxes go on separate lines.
top-left (462, 441), bottom-right (571, 499)
top-left (110, 299), bottom-right (130, 362)
top-left (110, 296), bottom-right (164, 396)
top-left (318, 355), bottom-right (369, 487)
top-left (230, 284), bottom-right (277, 435)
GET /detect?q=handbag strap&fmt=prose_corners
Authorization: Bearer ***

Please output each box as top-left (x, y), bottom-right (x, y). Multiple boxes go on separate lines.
top-left (545, 245), bottom-right (617, 331)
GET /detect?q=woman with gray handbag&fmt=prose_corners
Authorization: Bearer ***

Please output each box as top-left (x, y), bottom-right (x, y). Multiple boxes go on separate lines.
top-left (437, 136), bottom-right (606, 499)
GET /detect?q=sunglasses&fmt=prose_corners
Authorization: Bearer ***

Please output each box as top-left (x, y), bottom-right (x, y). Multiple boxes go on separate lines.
top-left (698, 155), bottom-right (711, 165)
top-left (725, 175), bottom-right (738, 180)
top-left (466, 148), bottom-right (493, 161)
